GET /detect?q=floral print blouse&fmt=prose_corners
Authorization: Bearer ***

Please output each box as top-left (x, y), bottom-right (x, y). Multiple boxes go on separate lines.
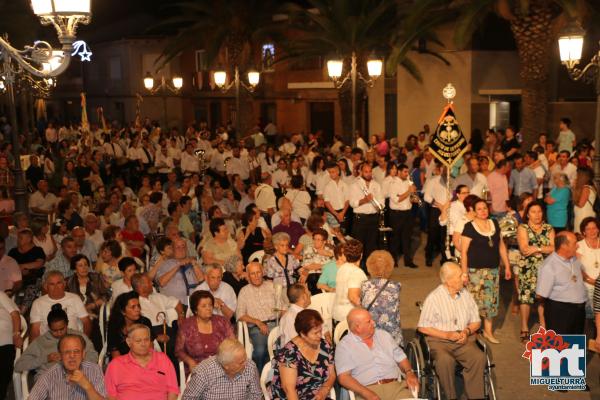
top-left (271, 338), bottom-right (334, 399)
top-left (360, 278), bottom-right (404, 346)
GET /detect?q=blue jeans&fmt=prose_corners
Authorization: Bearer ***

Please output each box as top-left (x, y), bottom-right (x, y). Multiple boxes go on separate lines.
top-left (248, 321), bottom-right (276, 372)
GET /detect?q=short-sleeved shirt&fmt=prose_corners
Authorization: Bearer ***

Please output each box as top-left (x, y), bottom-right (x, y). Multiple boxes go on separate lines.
top-left (8, 245), bottom-right (45, 286)
top-left (156, 259), bottom-right (200, 305)
top-left (194, 281), bottom-right (237, 317)
top-left (30, 293), bottom-right (88, 335)
top-left (317, 261), bottom-right (338, 289)
top-left (557, 130), bottom-right (575, 153)
top-left (418, 284), bottom-right (481, 332)
top-left (461, 219), bottom-right (501, 269)
top-left (0, 254), bottom-right (21, 291)
top-left (333, 262), bottom-right (367, 321)
top-left (104, 350), bottom-right (179, 400)
top-left (335, 329), bottom-right (405, 386)
top-left (202, 238), bottom-right (239, 264)
top-left (0, 291), bottom-right (18, 345)
top-left (536, 253), bottom-right (587, 304)
top-left (547, 187), bottom-right (570, 228)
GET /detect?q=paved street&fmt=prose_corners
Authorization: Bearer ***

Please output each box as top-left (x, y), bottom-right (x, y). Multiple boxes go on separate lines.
top-left (395, 233), bottom-right (599, 399)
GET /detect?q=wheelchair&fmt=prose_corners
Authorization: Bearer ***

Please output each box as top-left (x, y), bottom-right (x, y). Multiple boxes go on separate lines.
top-left (405, 305), bottom-right (497, 400)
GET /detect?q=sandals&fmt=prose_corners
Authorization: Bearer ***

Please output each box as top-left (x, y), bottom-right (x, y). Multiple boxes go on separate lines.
top-left (520, 331), bottom-right (529, 342)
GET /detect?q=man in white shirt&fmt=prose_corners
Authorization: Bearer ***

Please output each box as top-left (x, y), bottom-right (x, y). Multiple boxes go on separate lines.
top-left (453, 157), bottom-right (487, 198)
top-left (181, 143), bottom-right (200, 175)
top-left (83, 214), bottom-right (103, 253)
top-left (255, 173), bottom-right (277, 224)
top-left (525, 151), bottom-right (546, 199)
top-left (29, 271), bottom-right (91, 341)
top-left (388, 164), bottom-right (418, 268)
top-left (423, 161), bottom-right (453, 267)
top-left (271, 159), bottom-right (290, 194)
top-left (155, 145), bottom-right (175, 178)
top-left (29, 180), bottom-right (57, 219)
top-left (132, 273), bottom-right (183, 358)
top-left (194, 264), bottom-right (237, 320)
top-left (226, 146), bottom-right (250, 182)
top-left (279, 283), bottom-right (311, 345)
top-left (550, 150), bottom-right (577, 188)
top-left (349, 163), bottom-right (384, 266)
top-left (323, 163), bottom-right (350, 232)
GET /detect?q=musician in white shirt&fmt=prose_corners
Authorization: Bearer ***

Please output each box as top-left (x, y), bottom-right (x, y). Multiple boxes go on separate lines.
top-left (181, 143), bottom-right (200, 175)
top-left (423, 161), bottom-right (453, 266)
top-left (226, 146), bottom-right (250, 181)
top-left (385, 163), bottom-right (418, 268)
top-left (349, 163), bottom-right (383, 265)
top-left (323, 163), bottom-right (350, 232)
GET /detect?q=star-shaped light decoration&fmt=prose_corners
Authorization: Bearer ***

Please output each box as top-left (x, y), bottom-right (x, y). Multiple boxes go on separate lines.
top-left (71, 40), bottom-right (92, 62)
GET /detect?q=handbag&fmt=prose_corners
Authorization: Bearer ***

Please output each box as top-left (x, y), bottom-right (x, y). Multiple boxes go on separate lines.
top-left (366, 279), bottom-right (391, 311)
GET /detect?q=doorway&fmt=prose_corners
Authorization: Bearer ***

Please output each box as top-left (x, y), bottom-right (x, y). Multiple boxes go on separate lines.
top-left (309, 102), bottom-right (334, 144)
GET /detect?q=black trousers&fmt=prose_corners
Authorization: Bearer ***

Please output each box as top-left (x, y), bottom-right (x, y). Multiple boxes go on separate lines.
top-left (544, 299), bottom-right (585, 335)
top-left (0, 345), bottom-right (15, 400)
top-left (425, 207), bottom-right (447, 262)
top-left (389, 209), bottom-right (414, 263)
top-left (352, 213), bottom-right (379, 268)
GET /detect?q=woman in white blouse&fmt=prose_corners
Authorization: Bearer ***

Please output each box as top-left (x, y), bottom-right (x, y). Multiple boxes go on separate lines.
top-left (577, 217), bottom-right (600, 320)
top-left (285, 175), bottom-right (311, 223)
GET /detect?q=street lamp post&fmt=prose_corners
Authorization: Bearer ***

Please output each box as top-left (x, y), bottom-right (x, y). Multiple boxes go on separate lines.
top-left (213, 66), bottom-right (260, 137)
top-left (327, 52), bottom-right (382, 145)
top-left (143, 73), bottom-right (183, 129)
top-left (558, 24), bottom-right (600, 187)
top-left (0, 0), bottom-right (91, 214)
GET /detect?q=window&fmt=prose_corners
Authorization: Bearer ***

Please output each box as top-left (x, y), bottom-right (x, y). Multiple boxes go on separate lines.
top-left (262, 43), bottom-right (275, 71)
top-left (195, 50), bottom-right (208, 72)
top-left (108, 57), bottom-right (122, 80)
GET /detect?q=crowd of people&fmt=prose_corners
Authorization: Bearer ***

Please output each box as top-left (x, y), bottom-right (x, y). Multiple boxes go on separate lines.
top-left (0, 114), bottom-right (596, 399)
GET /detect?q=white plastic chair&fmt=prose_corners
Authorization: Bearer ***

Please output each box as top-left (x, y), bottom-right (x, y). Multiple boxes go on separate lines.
top-left (248, 250), bottom-right (265, 264)
top-left (260, 362), bottom-right (273, 399)
top-left (237, 321), bottom-right (254, 359)
top-left (12, 316), bottom-right (28, 400)
top-left (267, 325), bottom-right (281, 360)
top-left (97, 302), bottom-right (110, 367)
top-left (308, 292), bottom-right (336, 335)
top-left (177, 361), bottom-right (192, 400)
top-left (333, 320), bottom-right (349, 345)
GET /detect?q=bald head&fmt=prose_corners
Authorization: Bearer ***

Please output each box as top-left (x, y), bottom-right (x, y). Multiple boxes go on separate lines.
top-left (440, 262), bottom-right (462, 283)
top-left (555, 231), bottom-right (577, 258)
top-left (246, 262), bottom-right (264, 287)
top-left (347, 308), bottom-right (373, 338)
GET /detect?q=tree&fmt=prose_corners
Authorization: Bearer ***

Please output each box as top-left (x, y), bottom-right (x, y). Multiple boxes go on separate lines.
top-left (280, 0), bottom-right (449, 141)
top-left (154, 0), bottom-right (283, 135)
top-left (407, 0), bottom-right (597, 148)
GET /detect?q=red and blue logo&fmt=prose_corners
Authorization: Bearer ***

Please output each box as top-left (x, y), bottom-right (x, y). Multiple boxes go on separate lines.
top-left (522, 326), bottom-right (586, 391)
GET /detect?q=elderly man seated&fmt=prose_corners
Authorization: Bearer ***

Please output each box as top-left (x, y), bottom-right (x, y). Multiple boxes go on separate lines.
top-left (417, 261), bottom-right (486, 400)
top-left (236, 262), bottom-right (276, 373)
top-left (28, 334), bottom-right (106, 400)
top-left (193, 264), bottom-right (237, 320)
top-left (182, 338), bottom-right (261, 400)
top-left (29, 271), bottom-right (91, 341)
top-left (155, 238), bottom-right (203, 307)
top-left (335, 308), bottom-right (418, 400)
top-left (104, 323), bottom-right (179, 400)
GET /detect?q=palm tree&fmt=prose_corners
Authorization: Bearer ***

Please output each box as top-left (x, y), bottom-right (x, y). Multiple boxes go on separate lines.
top-left (280, 0), bottom-right (449, 140)
top-left (407, 0), bottom-right (596, 147)
top-left (154, 0), bottom-right (283, 135)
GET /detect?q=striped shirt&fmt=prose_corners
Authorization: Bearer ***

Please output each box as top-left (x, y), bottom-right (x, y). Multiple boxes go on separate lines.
top-left (417, 284), bottom-right (480, 332)
top-left (182, 356), bottom-right (262, 400)
top-left (28, 361), bottom-right (106, 400)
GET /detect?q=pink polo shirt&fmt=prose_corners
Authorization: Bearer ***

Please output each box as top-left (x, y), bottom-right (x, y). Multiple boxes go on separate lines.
top-left (486, 170), bottom-right (509, 213)
top-left (104, 350), bottom-right (178, 400)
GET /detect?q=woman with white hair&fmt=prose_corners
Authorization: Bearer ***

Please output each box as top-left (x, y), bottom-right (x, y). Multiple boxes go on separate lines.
top-left (544, 172), bottom-right (571, 232)
top-left (265, 232), bottom-right (300, 288)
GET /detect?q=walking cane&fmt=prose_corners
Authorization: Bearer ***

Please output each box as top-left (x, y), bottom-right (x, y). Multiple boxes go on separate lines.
top-left (156, 311), bottom-right (167, 353)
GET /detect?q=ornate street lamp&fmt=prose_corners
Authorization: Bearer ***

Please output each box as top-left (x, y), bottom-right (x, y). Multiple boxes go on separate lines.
top-left (142, 72), bottom-right (183, 128)
top-left (0, 0), bottom-right (92, 213)
top-left (558, 23), bottom-right (600, 187)
top-left (327, 52), bottom-right (382, 144)
top-left (212, 66), bottom-right (260, 136)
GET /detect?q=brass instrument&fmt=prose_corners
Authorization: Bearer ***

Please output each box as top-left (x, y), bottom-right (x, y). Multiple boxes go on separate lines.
top-left (194, 149), bottom-right (209, 175)
top-left (481, 185), bottom-right (490, 202)
top-left (224, 156), bottom-right (231, 169)
top-left (361, 185), bottom-right (392, 249)
top-left (406, 177), bottom-right (424, 207)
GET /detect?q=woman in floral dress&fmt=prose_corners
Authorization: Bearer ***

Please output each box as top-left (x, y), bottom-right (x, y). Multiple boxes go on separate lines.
top-left (271, 309), bottom-right (335, 399)
top-left (516, 201), bottom-right (554, 342)
top-left (360, 250), bottom-right (404, 347)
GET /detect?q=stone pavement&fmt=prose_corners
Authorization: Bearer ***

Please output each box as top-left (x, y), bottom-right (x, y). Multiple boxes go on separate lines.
top-left (395, 234), bottom-right (599, 400)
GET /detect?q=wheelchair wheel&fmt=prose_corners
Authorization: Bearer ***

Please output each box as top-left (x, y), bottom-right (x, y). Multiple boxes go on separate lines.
top-left (406, 337), bottom-right (442, 399)
top-left (484, 350), bottom-right (497, 400)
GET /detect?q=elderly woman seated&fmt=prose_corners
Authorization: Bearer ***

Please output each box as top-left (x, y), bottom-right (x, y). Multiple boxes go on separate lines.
top-left (201, 217), bottom-right (241, 267)
top-left (360, 250), bottom-right (404, 347)
top-left (299, 228), bottom-right (334, 294)
top-left (175, 290), bottom-right (234, 374)
top-left (271, 309), bottom-right (336, 399)
top-left (265, 232), bottom-right (300, 291)
top-left (222, 255), bottom-right (248, 296)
